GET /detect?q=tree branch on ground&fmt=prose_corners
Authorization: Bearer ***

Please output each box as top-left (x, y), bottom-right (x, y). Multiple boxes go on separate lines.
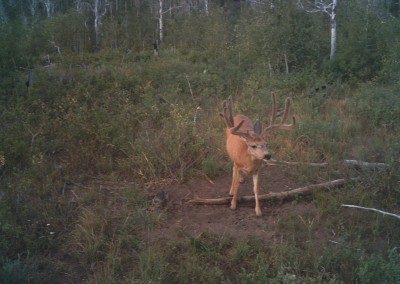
top-left (265, 159), bottom-right (386, 170)
top-left (342, 160), bottom-right (386, 170)
top-left (188, 178), bottom-right (360, 205)
top-left (341, 204), bottom-right (400, 220)
top-left (265, 159), bottom-right (328, 167)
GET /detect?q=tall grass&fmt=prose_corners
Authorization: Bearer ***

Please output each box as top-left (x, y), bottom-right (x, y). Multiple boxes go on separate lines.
top-left (1, 51), bottom-right (399, 283)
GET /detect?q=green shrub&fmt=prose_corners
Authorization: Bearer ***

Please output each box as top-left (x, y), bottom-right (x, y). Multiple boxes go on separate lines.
top-left (348, 83), bottom-right (400, 130)
top-left (0, 256), bottom-right (30, 284)
top-left (357, 249), bottom-right (400, 283)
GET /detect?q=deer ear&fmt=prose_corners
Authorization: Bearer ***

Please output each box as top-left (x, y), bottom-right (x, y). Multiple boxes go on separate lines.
top-left (254, 120), bottom-right (262, 135)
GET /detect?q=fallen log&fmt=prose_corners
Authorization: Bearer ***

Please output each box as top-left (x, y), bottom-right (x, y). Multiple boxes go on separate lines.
top-left (188, 177), bottom-right (360, 205)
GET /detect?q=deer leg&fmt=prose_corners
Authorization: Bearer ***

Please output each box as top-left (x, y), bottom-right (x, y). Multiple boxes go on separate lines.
top-left (238, 171), bottom-right (245, 183)
top-left (252, 172), bottom-right (262, 216)
top-left (230, 164), bottom-right (240, 210)
top-left (229, 164), bottom-right (236, 196)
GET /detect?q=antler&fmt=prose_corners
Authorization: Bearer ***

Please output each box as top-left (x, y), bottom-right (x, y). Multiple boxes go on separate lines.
top-left (264, 92), bottom-right (296, 133)
top-left (221, 95), bottom-right (235, 128)
top-left (230, 119), bottom-right (254, 140)
top-left (221, 96), bottom-right (254, 140)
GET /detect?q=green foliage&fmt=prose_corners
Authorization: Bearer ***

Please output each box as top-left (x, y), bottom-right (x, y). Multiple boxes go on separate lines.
top-left (0, 256), bottom-right (30, 284)
top-left (349, 83), bottom-right (400, 129)
top-left (166, 8), bottom-right (231, 58)
top-left (321, 248), bottom-right (400, 283)
top-left (1, 1), bottom-right (400, 283)
top-left (44, 12), bottom-right (88, 53)
top-left (327, 3), bottom-right (399, 82)
top-left (357, 249), bottom-right (400, 284)
top-left (0, 204), bottom-right (23, 257)
top-left (236, 4), bottom-right (328, 76)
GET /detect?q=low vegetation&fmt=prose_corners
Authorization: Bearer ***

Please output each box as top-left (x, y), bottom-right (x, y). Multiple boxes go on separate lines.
top-left (1, 1), bottom-right (400, 283)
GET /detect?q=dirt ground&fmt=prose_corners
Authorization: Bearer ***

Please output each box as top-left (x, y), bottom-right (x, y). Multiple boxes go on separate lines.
top-left (148, 165), bottom-right (318, 242)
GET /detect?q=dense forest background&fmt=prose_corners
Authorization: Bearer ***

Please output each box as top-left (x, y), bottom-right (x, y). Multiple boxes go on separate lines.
top-left (1, 0), bottom-right (400, 283)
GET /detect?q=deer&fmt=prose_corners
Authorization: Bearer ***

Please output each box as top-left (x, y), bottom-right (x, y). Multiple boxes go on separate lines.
top-left (221, 93), bottom-right (295, 216)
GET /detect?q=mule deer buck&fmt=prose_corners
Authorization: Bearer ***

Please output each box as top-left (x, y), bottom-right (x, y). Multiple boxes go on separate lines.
top-left (221, 93), bottom-right (295, 216)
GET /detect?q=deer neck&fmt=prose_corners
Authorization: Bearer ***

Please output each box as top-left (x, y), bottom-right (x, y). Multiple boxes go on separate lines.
top-left (240, 152), bottom-right (262, 175)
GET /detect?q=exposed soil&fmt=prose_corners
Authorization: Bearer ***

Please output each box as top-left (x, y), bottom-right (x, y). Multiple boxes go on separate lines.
top-left (148, 165), bottom-right (319, 242)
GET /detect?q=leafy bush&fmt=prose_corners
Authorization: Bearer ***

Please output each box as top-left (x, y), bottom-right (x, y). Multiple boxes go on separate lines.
top-left (0, 256), bottom-right (30, 284)
top-left (358, 249), bottom-right (400, 283)
top-left (349, 83), bottom-right (400, 130)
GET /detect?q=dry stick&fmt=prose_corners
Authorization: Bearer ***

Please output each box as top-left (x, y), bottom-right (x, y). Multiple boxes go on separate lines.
top-left (266, 159), bottom-right (328, 167)
top-left (266, 159), bottom-right (386, 169)
top-left (188, 177), bottom-right (360, 205)
top-left (328, 240), bottom-right (361, 251)
top-left (342, 160), bottom-right (386, 170)
top-left (184, 73), bottom-right (196, 104)
top-left (193, 106), bottom-right (201, 134)
top-left (341, 204), bottom-right (400, 220)
top-left (22, 122), bottom-right (43, 152)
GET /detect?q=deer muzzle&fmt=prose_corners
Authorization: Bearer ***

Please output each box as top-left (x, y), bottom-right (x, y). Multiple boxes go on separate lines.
top-left (264, 153), bottom-right (272, 160)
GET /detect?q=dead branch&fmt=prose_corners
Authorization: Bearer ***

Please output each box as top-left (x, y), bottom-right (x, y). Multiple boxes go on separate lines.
top-left (343, 160), bottom-right (386, 170)
top-left (265, 159), bottom-right (386, 169)
top-left (341, 204), bottom-right (400, 220)
top-left (328, 240), bottom-right (361, 251)
top-left (188, 177), bottom-right (360, 205)
top-left (266, 159), bottom-right (328, 167)
top-left (184, 73), bottom-right (195, 104)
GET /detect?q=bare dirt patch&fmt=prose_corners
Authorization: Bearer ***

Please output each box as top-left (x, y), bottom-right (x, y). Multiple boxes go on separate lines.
top-left (148, 165), bottom-right (319, 242)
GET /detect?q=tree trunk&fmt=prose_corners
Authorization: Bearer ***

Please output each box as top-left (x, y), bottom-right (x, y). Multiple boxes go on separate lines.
top-left (159, 0), bottom-right (164, 42)
top-left (94, 0), bottom-right (101, 46)
top-left (330, 0), bottom-right (337, 60)
top-left (43, 0), bottom-right (54, 17)
top-left (93, 0), bottom-right (107, 47)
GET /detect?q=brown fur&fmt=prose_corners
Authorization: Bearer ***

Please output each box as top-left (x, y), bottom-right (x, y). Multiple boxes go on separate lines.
top-left (226, 115), bottom-right (269, 216)
top-left (222, 95), bottom-right (295, 216)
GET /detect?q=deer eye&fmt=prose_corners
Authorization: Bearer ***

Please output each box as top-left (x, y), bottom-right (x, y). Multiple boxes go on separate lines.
top-left (251, 145), bottom-right (257, 149)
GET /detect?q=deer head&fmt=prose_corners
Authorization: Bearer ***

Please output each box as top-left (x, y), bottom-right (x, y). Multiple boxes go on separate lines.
top-left (222, 93), bottom-right (295, 161)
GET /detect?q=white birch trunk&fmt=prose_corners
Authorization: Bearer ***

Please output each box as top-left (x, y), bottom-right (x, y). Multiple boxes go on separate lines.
top-left (94, 0), bottom-right (101, 46)
top-left (299, 0), bottom-right (338, 60)
top-left (159, 0), bottom-right (164, 42)
top-left (29, 0), bottom-right (39, 16)
top-left (330, 0), bottom-right (337, 59)
top-left (42, 0), bottom-right (54, 17)
top-left (93, 0), bottom-right (107, 47)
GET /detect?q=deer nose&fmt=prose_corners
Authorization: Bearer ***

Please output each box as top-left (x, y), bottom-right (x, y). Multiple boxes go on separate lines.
top-left (264, 153), bottom-right (272, 160)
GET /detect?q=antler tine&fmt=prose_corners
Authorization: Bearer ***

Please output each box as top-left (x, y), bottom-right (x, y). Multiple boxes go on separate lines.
top-left (221, 96), bottom-right (236, 128)
top-left (264, 93), bottom-right (296, 133)
top-left (281, 97), bottom-right (291, 123)
top-left (221, 100), bottom-right (231, 128)
top-left (270, 92), bottom-right (278, 126)
top-left (230, 119), bottom-right (252, 140)
top-left (228, 95), bottom-right (235, 127)
top-left (221, 96), bottom-right (235, 128)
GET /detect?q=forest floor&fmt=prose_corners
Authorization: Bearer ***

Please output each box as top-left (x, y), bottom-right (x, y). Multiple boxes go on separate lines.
top-left (146, 165), bottom-right (330, 244)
